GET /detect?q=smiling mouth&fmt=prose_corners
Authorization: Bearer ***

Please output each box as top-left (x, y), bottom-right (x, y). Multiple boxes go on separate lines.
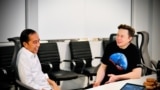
top-left (117, 42), bottom-right (122, 45)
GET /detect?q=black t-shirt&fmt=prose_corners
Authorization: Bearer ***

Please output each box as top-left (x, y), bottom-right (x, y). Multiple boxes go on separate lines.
top-left (101, 41), bottom-right (141, 84)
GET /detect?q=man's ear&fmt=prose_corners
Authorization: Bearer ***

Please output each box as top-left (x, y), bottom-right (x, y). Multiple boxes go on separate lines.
top-left (23, 42), bottom-right (27, 47)
top-left (129, 36), bottom-right (132, 41)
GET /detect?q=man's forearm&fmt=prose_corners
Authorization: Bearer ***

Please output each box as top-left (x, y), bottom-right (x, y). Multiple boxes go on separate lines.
top-left (117, 68), bottom-right (142, 80)
top-left (47, 78), bottom-right (61, 90)
top-left (95, 64), bottom-right (107, 84)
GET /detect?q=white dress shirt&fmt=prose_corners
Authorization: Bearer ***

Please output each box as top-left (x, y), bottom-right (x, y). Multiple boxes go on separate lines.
top-left (17, 47), bottom-right (52, 90)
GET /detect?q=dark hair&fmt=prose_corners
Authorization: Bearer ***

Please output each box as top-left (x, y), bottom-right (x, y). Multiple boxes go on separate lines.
top-left (118, 24), bottom-right (135, 37)
top-left (20, 29), bottom-right (36, 47)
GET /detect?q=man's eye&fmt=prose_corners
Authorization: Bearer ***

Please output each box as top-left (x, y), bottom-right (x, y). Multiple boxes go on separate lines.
top-left (33, 41), bottom-right (38, 44)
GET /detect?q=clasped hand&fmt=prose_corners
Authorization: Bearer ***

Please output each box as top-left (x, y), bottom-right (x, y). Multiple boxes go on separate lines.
top-left (93, 74), bottom-right (118, 87)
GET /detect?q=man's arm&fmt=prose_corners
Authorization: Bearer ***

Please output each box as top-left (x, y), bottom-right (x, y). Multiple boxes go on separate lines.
top-left (93, 63), bottom-right (107, 87)
top-left (105, 67), bottom-right (142, 83)
top-left (47, 78), bottom-right (61, 90)
top-left (18, 56), bottom-right (41, 89)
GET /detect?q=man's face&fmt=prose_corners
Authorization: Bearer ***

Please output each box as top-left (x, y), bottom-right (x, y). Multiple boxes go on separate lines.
top-left (116, 29), bottom-right (132, 49)
top-left (23, 33), bottom-right (40, 54)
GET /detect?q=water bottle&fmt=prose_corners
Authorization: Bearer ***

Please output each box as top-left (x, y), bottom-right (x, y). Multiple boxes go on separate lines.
top-left (157, 60), bottom-right (160, 82)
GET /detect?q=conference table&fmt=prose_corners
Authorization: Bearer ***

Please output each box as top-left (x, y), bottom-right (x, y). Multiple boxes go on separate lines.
top-left (86, 74), bottom-right (157, 90)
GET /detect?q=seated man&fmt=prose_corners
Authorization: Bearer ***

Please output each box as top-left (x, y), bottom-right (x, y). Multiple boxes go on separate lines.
top-left (16, 29), bottom-right (60, 90)
top-left (93, 24), bottom-right (142, 87)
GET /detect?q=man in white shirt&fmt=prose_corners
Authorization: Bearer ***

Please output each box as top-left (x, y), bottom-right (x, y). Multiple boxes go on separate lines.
top-left (17, 29), bottom-right (60, 90)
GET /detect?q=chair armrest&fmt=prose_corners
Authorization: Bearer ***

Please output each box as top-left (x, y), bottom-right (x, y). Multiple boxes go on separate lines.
top-left (0, 68), bottom-right (7, 75)
top-left (94, 57), bottom-right (102, 59)
top-left (63, 59), bottom-right (87, 65)
top-left (41, 62), bottom-right (53, 73)
top-left (16, 79), bottom-right (36, 90)
top-left (62, 60), bottom-right (75, 71)
top-left (41, 62), bottom-right (53, 68)
top-left (140, 63), bottom-right (156, 72)
top-left (65, 59), bottom-right (86, 73)
top-left (63, 60), bottom-right (72, 62)
top-left (62, 59), bottom-right (86, 73)
top-left (151, 60), bottom-right (157, 69)
top-left (79, 58), bottom-right (87, 73)
top-left (61, 60), bottom-right (75, 71)
top-left (92, 57), bottom-right (101, 67)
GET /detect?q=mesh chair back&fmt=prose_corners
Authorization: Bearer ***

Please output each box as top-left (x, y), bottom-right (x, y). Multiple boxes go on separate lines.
top-left (0, 44), bottom-right (14, 86)
top-left (137, 31), bottom-right (152, 75)
top-left (0, 45), bottom-right (14, 68)
top-left (69, 41), bottom-right (93, 74)
top-left (38, 42), bottom-right (61, 71)
top-left (102, 38), bottom-right (110, 49)
top-left (70, 41), bottom-right (92, 67)
top-left (8, 37), bottom-right (21, 80)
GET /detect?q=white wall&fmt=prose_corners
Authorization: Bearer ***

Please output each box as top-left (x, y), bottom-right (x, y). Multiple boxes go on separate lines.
top-left (0, 0), bottom-right (159, 61)
top-left (38, 0), bottom-right (131, 40)
top-left (37, 0), bottom-right (160, 61)
top-left (26, 0), bottom-right (38, 30)
top-left (132, 0), bottom-right (152, 33)
top-left (151, 0), bottom-right (160, 61)
top-left (0, 0), bottom-right (25, 42)
top-left (132, 0), bottom-right (160, 61)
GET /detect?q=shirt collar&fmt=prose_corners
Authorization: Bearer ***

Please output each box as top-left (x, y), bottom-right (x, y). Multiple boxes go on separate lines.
top-left (22, 47), bottom-right (37, 58)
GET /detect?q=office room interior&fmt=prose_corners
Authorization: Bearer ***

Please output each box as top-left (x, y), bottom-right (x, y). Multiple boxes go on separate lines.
top-left (0, 0), bottom-right (160, 90)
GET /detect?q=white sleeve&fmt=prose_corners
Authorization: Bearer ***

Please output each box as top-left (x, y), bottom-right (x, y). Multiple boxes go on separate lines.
top-left (44, 73), bottom-right (49, 79)
top-left (17, 54), bottom-right (42, 90)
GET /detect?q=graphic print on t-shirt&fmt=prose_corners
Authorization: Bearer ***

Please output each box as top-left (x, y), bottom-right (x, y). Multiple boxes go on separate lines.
top-left (109, 53), bottom-right (128, 70)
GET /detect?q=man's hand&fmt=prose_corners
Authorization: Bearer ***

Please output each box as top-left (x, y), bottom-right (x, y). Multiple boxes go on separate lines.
top-left (105, 74), bottom-right (118, 84)
top-left (47, 79), bottom-right (61, 90)
top-left (93, 82), bottom-right (100, 87)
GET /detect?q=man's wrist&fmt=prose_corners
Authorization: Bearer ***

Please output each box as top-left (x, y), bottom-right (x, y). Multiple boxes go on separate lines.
top-left (94, 81), bottom-right (100, 85)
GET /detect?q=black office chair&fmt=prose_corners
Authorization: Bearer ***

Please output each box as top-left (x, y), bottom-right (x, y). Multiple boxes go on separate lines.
top-left (137, 31), bottom-right (156, 75)
top-left (102, 38), bottom-right (110, 49)
top-left (8, 37), bottom-right (35, 90)
top-left (38, 42), bottom-right (79, 85)
top-left (0, 44), bottom-right (14, 90)
top-left (69, 41), bottom-right (99, 85)
top-left (109, 33), bottom-right (117, 43)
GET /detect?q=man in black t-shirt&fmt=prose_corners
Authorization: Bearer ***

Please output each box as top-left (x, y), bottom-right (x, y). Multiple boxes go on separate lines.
top-left (93, 24), bottom-right (142, 87)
